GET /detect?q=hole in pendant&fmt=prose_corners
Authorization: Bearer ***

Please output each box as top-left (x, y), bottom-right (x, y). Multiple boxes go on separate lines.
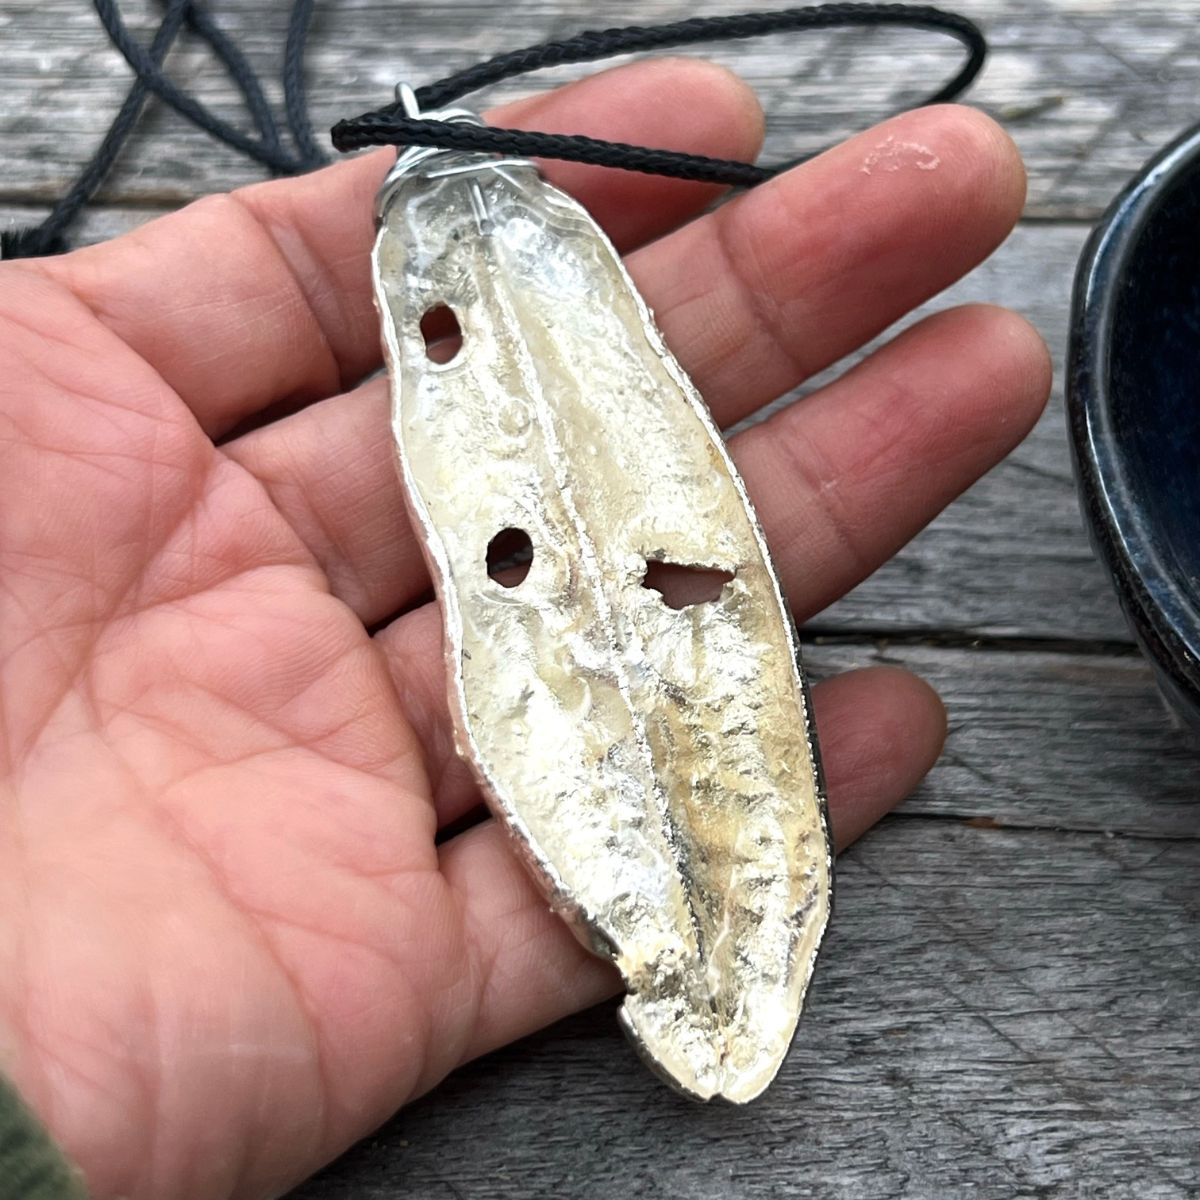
top-left (487, 528), bottom-right (533, 588)
top-left (420, 304), bottom-right (463, 364)
top-left (642, 560), bottom-right (734, 610)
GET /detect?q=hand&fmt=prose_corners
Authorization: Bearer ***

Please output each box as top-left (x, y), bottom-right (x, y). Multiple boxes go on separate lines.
top-left (0, 59), bottom-right (1049, 1199)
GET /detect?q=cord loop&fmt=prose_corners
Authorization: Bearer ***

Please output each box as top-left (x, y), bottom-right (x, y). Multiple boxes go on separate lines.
top-left (2, 1), bottom-right (986, 259)
top-left (332, 4), bottom-right (986, 186)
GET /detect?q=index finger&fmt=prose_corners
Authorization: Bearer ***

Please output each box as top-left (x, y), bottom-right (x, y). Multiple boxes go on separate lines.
top-left (36, 58), bottom-right (765, 437)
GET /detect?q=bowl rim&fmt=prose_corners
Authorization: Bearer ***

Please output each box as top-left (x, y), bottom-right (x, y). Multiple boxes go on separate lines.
top-left (1068, 120), bottom-right (1200, 699)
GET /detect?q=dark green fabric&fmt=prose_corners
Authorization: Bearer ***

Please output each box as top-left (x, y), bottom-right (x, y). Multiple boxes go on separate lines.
top-left (0, 1074), bottom-right (88, 1199)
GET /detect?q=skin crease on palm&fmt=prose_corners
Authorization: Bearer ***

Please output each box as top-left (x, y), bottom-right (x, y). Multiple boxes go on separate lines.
top-left (0, 58), bottom-right (1051, 1200)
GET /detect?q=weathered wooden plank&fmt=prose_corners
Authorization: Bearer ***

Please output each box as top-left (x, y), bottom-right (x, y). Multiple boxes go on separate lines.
top-left (5, 13), bottom-right (1199, 1198)
top-left (2, 0), bottom-right (1198, 218)
top-left (0, 204), bottom-right (151, 248)
top-left (804, 640), bottom-right (1200, 838)
top-left (289, 819), bottom-right (1200, 1200)
top-left (0, 201), bottom-right (1129, 644)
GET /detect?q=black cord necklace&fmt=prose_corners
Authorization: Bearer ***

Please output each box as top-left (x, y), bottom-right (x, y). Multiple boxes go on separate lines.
top-left (3, 1), bottom-right (985, 260)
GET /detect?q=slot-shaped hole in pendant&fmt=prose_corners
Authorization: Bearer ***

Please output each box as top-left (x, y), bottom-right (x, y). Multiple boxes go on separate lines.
top-left (420, 303), bottom-right (463, 364)
top-left (487, 528), bottom-right (533, 587)
top-left (642, 560), bottom-right (734, 610)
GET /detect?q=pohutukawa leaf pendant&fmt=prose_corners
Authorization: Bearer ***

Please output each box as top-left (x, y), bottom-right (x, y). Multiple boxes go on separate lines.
top-left (372, 91), bottom-right (832, 1102)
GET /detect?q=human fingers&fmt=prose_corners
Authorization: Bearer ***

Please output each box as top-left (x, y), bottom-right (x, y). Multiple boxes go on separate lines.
top-left (373, 300), bottom-right (1048, 826)
top-left (38, 58), bottom-right (764, 437)
top-left (632, 103), bottom-right (1027, 427)
top-left (227, 106), bottom-right (1026, 624)
top-left (730, 302), bottom-right (1052, 619)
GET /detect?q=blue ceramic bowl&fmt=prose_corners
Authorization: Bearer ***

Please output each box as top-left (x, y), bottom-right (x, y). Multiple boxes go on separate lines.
top-left (1068, 122), bottom-right (1200, 732)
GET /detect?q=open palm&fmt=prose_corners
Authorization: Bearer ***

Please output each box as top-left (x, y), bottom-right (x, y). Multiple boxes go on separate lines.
top-left (0, 61), bottom-right (1049, 1200)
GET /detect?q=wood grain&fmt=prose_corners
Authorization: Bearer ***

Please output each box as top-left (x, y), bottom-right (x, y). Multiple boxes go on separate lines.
top-left (289, 819), bottom-right (1200, 1200)
top-left (805, 640), bottom-right (1200, 839)
top-left (2, 3), bottom-right (1198, 1196)
top-left (2, 0), bottom-right (1199, 218)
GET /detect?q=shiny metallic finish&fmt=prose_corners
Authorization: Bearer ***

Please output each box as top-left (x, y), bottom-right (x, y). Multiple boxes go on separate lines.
top-left (373, 142), bottom-right (832, 1101)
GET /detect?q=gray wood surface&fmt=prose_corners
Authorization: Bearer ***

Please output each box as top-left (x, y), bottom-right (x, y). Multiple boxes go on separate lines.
top-left (807, 640), bottom-right (1200, 839)
top-left (2, 1), bottom-right (1197, 1197)
top-left (292, 820), bottom-right (1200, 1200)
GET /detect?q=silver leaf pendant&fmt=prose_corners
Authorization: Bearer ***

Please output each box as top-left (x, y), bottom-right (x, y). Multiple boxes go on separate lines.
top-left (372, 102), bottom-right (832, 1102)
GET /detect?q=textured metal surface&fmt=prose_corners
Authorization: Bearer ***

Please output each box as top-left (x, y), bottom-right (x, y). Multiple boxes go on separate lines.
top-left (373, 148), bottom-right (832, 1102)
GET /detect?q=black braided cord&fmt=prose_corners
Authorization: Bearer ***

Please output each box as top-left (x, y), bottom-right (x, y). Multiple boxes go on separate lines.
top-left (3, 0), bottom-right (327, 258)
top-left (92, 0), bottom-right (324, 172)
top-left (335, 3), bottom-right (986, 184)
top-left (2, 1), bottom-right (191, 259)
top-left (2, 1), bottom-right (985, 259)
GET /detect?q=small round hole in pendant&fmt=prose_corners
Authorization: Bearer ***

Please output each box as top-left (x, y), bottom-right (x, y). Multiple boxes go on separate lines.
top-left (420, 303), bottom-right (463, 365)
top-left (487, 528), bottom-right (533, 588)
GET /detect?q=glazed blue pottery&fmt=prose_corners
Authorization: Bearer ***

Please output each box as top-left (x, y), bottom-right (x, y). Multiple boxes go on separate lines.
top-left (1069, 121), bottom-right (1200, 733)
